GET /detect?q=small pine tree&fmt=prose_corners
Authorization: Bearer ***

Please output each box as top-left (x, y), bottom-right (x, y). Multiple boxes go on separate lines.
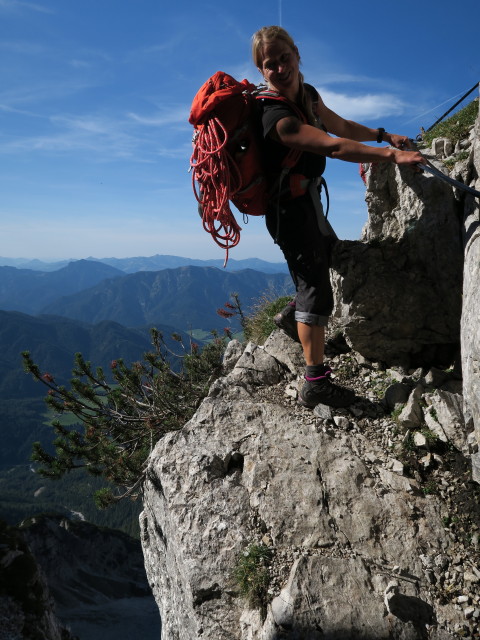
top-left (23, 328), bottom-right (227, 508)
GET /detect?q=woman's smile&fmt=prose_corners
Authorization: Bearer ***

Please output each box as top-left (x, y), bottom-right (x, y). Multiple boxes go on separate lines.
top-left (258, 41), bottom-right (300, 98)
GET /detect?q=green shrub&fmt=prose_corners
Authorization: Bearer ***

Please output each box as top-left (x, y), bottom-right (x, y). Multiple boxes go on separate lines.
top-left (244, 294), bottom-right (293, 344)
top-left (232, 543), bottom-right (273, 609)
top-left (444, 149), bottom-right (470, 169)
top-left (422, 98), bottom-right (478, 148)
top-left (421, 427), bottom-right (439, 444)
top-left (422, 480), bottom-right (438, 495)
top-left (23, 328), bottom-right (228, 508)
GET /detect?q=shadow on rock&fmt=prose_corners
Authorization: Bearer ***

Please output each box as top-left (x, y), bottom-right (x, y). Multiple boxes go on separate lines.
top-left (269, 622), bottom-right (439, 640)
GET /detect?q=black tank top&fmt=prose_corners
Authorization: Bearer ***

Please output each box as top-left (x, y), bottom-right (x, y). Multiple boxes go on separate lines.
top-left (258, 83), bottom-right (326, 182)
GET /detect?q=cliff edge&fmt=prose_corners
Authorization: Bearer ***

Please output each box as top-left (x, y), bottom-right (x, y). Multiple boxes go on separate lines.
top-left (140, 100), bottom-right (480, 639)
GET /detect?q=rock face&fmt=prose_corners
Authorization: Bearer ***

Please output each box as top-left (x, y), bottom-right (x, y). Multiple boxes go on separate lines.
top-left (331, 157), bottom-right (464, 368)
top-left (332, 99), bottom-right (480, 438)
top-left (21, 514), bottom-right (161, 640)
top-left (141, 334), bottom-right (480, 639)
top-left (461, 103), bottom-right (480, 469)
top-left (140, 102), bottom-right (480, 639)
top-left (0, 519), bottom-right (77, 640)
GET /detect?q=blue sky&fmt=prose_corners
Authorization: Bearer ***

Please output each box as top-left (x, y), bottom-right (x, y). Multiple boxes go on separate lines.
top-left (0, 0), bottom-right (478, 263)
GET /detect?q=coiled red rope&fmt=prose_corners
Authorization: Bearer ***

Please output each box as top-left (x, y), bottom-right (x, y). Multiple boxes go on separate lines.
top-left (190, 116), bottom-right (243, 265)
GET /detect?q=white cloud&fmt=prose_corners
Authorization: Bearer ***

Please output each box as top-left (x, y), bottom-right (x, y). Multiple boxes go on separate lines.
top-left (128, 106), bottom-right (190, 127)
top-left (317, 72), bottom-right (405, 94)
top-left (0, 103), bottom-right (39, 116)
top-left (227, 62), bottom-right (260, 83)
top-left (316, 87), bottom-right (407, 121)
top-left (0, 40), bottom-right (46, 54)
top-left (319, 73), bottom-right (375, 85)
top-left (70, 59), bottom-right (92, 69)
top-left (156, 144), bottom-right (191, 160)
top-left (0, 81), bottom-right (97, 108)
top-left (1, 113), bottom-right (131, 156)
top-left (51, 115), bottom-right (109, 134)
top-left (1, 109), bottom-right (191, 162)
top-left (0, 0), bottom-right (53, 13)
top-left (135, 35), bottom-right (186, 56)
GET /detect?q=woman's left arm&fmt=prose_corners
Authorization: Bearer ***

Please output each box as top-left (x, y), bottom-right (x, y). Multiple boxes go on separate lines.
top-left (315, 91), bottom-right (411, 149)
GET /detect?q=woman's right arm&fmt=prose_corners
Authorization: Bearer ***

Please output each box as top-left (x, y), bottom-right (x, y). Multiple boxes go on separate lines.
top-left (275, 116), bottom-right (425, 166)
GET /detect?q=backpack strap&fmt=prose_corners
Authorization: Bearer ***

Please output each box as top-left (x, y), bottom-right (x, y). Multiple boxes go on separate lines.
top-left (255, 91), bottom-right (332, 243)
top-left (255, 90), bottom-right (307, 198)
top-left (254, 89), bottom-right (307, 132)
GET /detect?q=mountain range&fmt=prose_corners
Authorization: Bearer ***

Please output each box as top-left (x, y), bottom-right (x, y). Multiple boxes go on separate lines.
top-left (0, 255), bottom-right (293, 531)
top-left (0, 310), bottom-right (192, 469)
top-left (40, 265), bottom-right (293, 330)
top-left (0, 260), bottom-right (292, 327)
top-left (0, 253), bottom-right (289, 274)
top-left (0, 260), bottom-right (123, 314)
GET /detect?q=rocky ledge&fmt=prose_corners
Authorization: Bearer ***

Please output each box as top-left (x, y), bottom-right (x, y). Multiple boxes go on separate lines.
top-left (140, 329), bottom-right (480, 640)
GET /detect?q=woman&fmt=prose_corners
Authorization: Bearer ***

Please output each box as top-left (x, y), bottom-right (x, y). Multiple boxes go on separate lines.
top-left (252, 26), bottom-right (425, 409)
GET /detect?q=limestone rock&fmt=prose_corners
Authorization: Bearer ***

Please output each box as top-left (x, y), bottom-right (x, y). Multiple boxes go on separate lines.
top-left (432, 137), bottom-right (454, 158)
top-left (384, 381), bottom-right (412, 411)
top-left (423, 390), bottom-right (467, 450)
top-left (141, 335), bottom-right (462, 639)
top-left (231, 341), bottom-right (285, 386)
top-left (139, 105), bottom-right (480, 639)
top-left (461, 101), bottom-right (480, 449)
top-left (398, 384), bottom-right (425, 430)
top-left (472, 452), bottom-right (480, 484)
top-left (262, 329), bottom-right (304, 378)
top-left (413, 431), bottom-right (427, 447)
top-left (223, 338), bottom-right (244, 373)
top-left (423, 367), bottom-right (449, 389)
top-left (331, 158), bottom-right (463, 368)
top-left (313, 402), bottom-right (333, 421)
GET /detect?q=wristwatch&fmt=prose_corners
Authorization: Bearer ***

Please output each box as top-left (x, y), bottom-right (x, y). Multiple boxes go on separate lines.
top-left (376, 127), bottom-right (386, 143)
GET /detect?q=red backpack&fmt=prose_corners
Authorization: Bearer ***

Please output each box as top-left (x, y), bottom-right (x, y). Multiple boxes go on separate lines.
top-left (189, 71), bottom-right (305, 264)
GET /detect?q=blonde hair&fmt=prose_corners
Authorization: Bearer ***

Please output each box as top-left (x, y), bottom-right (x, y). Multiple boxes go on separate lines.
top-left (251, 26), bottom-right (298, 69)
top-left (251, 26), bottom-right (315, 125)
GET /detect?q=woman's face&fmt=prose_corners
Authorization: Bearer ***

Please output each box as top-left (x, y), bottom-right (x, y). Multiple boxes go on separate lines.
top-left (258, 39), bottom-right (300, 98)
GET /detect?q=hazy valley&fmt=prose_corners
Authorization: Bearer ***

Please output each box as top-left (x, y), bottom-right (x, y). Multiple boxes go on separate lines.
top-left (0, 253), bottom-right (292, 524)
top-left (0, 253), bottom-right (290, 639)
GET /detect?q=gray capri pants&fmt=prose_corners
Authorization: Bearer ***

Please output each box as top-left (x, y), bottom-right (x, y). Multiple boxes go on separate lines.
top-left (265, 184), bottom-right (337, 327)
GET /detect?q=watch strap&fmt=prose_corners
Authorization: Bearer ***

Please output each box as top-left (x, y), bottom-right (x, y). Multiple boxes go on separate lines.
top-left (376, 127), bottom-right (386, 143)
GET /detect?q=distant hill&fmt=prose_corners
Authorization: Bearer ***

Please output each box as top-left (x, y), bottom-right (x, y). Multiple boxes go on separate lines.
top-left (0, 260), bottom-right (123, 314)
top-left (0, 257), bottom-right (296, 539)
top-left (0, 310), bottom-right (151, 399)
top-left (0, 263), bottom-right (294, 471)
top-left (0, 257), bottom-right (72, 271)
top-left (0, 309), bottom-right (160, 530)
top-left (0, 309), bottom-right (147, 467)
top-left (0, 259), bottom-right (293, 524)
top-left (41, 266), bottom-right (294, 330)
top-left (90, 254), bottom-right (290, 274)
top-left (0, 308), bottom-right (189, 535)
top-left (0, 254), bottom-right (289, 274)
top-left (0, 464), bottom-right (143, 537)
top-left (0, 310), bottom-right (191, 467)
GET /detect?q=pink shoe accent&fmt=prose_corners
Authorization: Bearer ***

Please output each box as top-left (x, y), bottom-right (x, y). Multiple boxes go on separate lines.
top-left (305, 369), bottom-right (331, 382)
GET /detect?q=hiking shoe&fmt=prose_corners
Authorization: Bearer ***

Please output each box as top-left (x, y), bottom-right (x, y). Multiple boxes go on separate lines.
top-left (299, 374), bottom-right (355, 409)
top-left (273, 302), bottom-right (300, 343)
